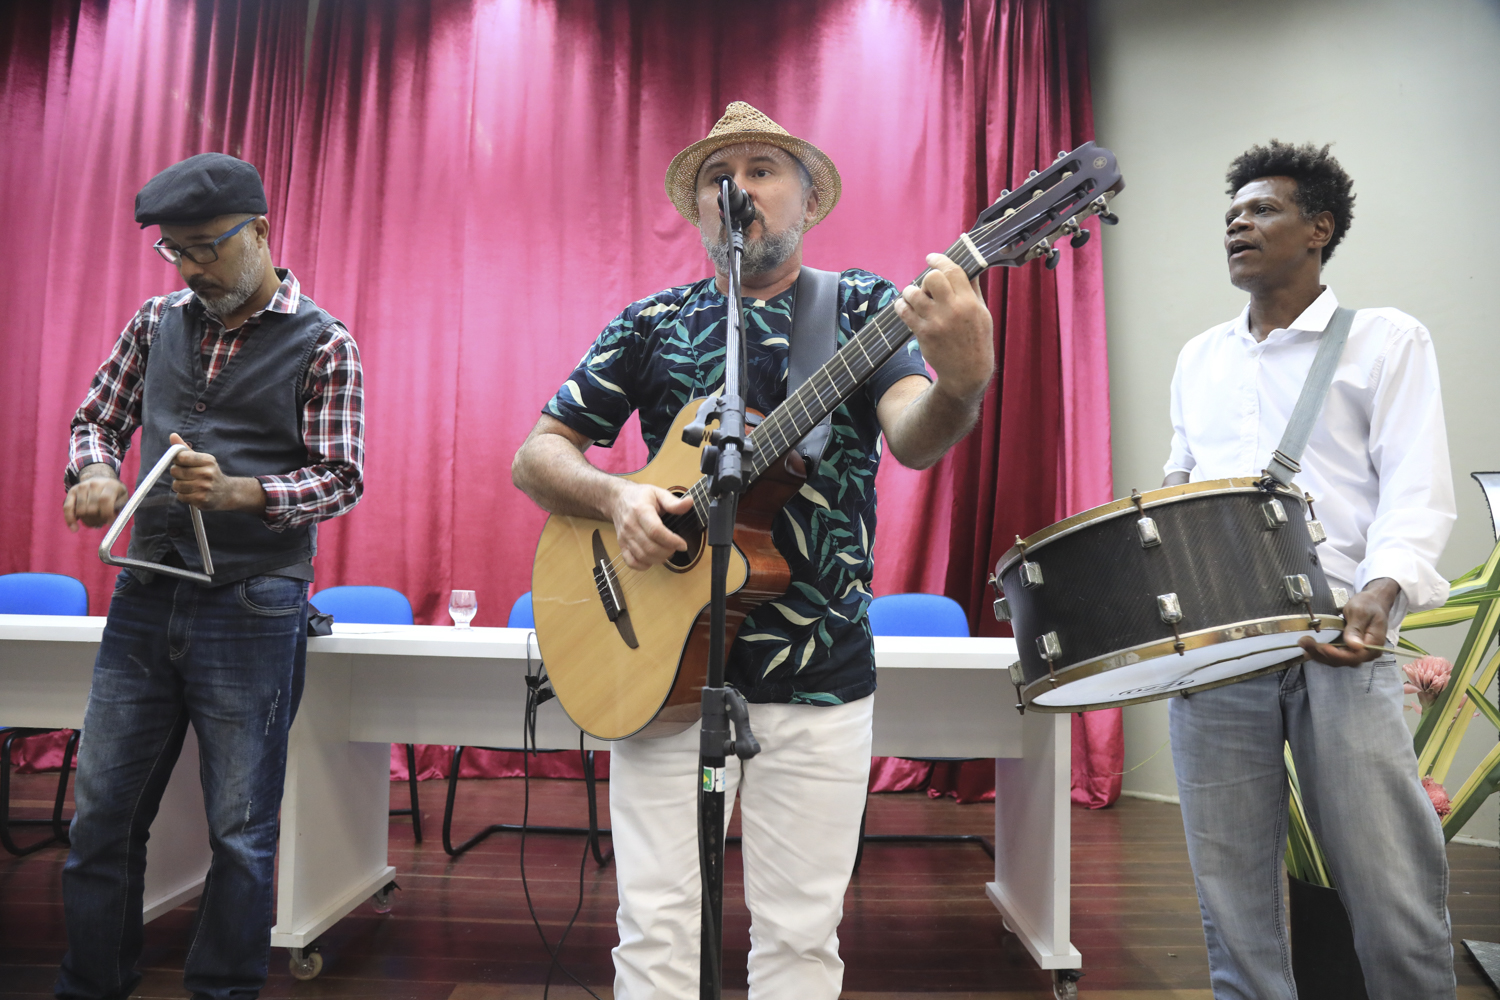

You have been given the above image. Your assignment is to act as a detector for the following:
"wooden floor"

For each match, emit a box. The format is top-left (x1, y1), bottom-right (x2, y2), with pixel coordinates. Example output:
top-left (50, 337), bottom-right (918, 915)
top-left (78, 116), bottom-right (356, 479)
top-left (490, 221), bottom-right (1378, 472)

top-left (1, 772), bottom-right (1496, 998)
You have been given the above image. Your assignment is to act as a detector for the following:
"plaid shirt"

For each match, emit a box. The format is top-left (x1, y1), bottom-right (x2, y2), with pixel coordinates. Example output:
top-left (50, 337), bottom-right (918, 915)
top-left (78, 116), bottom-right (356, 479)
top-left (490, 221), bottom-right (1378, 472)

top-left (67, 270), bottom-right (364, 531)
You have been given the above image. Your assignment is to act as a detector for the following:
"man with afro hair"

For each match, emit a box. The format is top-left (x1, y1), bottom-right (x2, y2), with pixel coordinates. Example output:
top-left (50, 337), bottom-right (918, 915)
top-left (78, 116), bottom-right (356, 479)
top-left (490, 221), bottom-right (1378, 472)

top-left (1161, 140), bottom-right (1457, 998)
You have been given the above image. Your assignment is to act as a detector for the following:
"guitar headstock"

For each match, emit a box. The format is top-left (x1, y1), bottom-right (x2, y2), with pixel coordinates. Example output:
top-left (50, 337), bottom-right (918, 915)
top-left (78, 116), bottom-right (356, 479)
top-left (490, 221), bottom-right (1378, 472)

top-left (963, 142), bottom-right (1124, 272)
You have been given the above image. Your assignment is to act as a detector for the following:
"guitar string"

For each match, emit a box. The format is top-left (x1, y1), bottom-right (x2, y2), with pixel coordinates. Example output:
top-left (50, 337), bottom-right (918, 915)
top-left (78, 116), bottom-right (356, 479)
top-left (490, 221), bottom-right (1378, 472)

top-left (592, 180), bottom-right (1099, 601)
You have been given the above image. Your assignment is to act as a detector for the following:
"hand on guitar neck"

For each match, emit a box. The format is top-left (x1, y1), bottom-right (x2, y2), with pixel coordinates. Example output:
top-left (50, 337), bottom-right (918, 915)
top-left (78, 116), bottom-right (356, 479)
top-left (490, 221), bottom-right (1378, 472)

top-left (513, 417), bottom-right (694, 570)
top-left (880, 254), bottom-right (995, 471)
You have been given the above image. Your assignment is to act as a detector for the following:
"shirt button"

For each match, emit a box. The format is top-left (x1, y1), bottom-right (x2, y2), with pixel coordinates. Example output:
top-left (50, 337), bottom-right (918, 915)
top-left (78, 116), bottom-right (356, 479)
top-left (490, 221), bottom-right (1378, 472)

top-left (194, 402), bottom-right (207, 412)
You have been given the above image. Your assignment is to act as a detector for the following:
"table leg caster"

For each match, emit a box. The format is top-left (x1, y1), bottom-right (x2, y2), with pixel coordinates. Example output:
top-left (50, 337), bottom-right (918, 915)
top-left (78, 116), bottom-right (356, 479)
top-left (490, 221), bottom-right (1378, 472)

top-left (1052, 968), bottom-right (1083, 999)
top-left (288, 944), bottom-right (324, 981)
top-left (371, 879), bottom-right (400, 914)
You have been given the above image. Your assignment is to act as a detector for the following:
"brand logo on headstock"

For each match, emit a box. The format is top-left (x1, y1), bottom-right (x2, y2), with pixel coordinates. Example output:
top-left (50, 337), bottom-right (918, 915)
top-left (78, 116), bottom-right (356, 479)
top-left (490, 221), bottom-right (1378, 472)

top-left (1093, 156), bottom-right (1107, 169)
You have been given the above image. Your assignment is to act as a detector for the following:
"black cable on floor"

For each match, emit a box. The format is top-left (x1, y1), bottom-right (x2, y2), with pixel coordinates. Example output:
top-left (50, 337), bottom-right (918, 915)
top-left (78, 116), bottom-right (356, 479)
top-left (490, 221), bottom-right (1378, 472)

top-left (518, 633), bottom-right (603, 1000)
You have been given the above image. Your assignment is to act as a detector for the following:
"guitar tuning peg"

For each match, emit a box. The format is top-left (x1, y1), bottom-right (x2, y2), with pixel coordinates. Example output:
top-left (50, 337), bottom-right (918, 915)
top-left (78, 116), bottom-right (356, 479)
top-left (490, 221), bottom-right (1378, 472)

top-left (1070, 228), bottom-right (1091, 249)
top-left (1056, 150), bottom-right (1068, 160)
top-left (1097, 210), bottom-right (1119, 226)
top-left (999, 189), bottom-right (1010, 198)
top-left (1044, 247), bottom-right (1061, 269)
top-left (1027, 170), bottom-right (1038, 179)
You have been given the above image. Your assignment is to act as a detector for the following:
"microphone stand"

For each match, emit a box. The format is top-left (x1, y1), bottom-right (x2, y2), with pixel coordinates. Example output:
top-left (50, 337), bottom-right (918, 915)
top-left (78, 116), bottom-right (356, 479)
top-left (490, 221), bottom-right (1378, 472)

top-left (682, 177), bottom-right (762, 1000)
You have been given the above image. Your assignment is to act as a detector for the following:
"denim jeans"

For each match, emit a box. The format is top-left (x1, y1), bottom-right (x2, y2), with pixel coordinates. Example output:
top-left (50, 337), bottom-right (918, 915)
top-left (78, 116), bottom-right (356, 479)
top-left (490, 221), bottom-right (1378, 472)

top-left (55, 570), bottom-right (309, 1000)
top-left (1169, 651), bottom-right (1455, 1000)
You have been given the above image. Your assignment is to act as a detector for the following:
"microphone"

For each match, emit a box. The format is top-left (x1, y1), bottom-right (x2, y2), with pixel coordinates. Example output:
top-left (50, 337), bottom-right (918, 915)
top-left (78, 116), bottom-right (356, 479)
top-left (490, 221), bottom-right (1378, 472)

top-left (714, 175), bottom-right (757, 228)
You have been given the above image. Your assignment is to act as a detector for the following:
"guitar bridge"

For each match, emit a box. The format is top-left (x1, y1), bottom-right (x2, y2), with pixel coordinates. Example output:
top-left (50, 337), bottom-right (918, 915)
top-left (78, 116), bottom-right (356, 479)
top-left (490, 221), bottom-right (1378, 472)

top-left (591, 530), bottom-right (639, 648)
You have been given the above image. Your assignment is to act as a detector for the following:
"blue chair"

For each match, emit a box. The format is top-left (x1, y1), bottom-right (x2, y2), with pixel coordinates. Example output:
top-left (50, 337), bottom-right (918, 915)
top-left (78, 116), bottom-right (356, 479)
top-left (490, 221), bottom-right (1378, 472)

top-left (1, 573), bottom-right (88, 856)
top-left (309, 585), bottom-right (424, 843)
top-left (441, 591), bottom-right (610, 867)
top-left (866, 592), bottom-right (969, 638)
top-left (858, 593), bottom-right (993, 869)
top-left (506, 591), bottom-right (534, 628)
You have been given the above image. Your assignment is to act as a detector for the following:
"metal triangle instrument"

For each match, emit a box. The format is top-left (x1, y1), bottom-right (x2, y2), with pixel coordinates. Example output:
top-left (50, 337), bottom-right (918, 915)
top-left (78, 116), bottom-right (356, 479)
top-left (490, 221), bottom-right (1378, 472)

top-left (99, 443), bottom-right (215, 585)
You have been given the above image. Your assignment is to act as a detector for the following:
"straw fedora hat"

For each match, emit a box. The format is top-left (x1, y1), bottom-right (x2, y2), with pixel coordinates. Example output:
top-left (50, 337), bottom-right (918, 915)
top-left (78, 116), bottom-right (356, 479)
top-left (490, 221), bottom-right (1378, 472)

top-left (665, 101), bottom-right (841, 230)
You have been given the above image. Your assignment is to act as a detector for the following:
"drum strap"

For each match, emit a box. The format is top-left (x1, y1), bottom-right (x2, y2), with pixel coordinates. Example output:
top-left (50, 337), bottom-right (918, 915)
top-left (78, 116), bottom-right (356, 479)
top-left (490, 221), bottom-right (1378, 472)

top-left (788, 265), bottom-right (840, 467)
top-left (1263, 306), bottom-right (1356, 487)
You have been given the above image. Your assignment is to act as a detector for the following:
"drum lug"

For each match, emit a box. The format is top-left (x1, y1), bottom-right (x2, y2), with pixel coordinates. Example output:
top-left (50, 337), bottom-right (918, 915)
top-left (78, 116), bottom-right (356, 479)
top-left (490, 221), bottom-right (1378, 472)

top-left (1036, 632), bottom-right (1062, 684)
top-left (1261, 498), bottom-right (1288, 528)
top-left (1307, 519), bottom-right (1328, 545)
top-left (1330, 585), bottom-right (1349, 610)
top-left (1008, 660), bottom-right (1025, 686)
top-left (1020, 561), bottom-right (1044, 588)
top-left (1157, 593), bottom-right (1187, 654)
top-left (1136, 516), bottom-right (1161, 548)
top-left (1283, 573), bottom-right (1313, 603)
top-left (993, 596), bottom-right (1012, 622)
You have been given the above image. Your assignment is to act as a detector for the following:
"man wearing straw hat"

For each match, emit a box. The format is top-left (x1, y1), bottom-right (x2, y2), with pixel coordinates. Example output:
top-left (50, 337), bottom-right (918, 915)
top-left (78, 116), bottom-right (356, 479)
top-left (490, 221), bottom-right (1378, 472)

top-left (514, 103), bottom-right (994, 998)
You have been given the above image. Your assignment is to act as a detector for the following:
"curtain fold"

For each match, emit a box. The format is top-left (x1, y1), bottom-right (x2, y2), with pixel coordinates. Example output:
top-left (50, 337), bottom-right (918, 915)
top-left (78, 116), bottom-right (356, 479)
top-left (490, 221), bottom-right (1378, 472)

top-left (0, 0), bottom-right (308, 602)
top-left (939, 0), bottom-right (1123, 808)
top-left (0, 0), bottom-right (1121, 804)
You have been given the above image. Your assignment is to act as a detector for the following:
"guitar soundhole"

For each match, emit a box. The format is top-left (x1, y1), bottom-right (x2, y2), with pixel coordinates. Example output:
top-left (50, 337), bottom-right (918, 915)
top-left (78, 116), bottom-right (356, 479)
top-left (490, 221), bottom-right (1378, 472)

top-left (666, 489), bottom-right (705, 573)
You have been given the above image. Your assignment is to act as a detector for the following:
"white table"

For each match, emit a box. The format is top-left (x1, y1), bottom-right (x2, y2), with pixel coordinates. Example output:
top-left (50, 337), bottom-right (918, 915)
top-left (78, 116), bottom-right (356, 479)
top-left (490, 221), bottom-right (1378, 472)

top-left (1, 617), bottom-right (1080, 983)
top-left (0, 615), bottom-right (212, 922)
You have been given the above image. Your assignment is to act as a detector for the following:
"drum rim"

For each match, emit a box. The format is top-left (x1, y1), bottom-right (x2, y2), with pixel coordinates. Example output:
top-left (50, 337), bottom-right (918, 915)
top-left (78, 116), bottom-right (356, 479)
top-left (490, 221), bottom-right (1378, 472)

top-left (1018, 611), bottom-right (1344, 712)
top-left (1020, 656), bottom-right (1301, 713)
top-left (994, 477), bottom-right (1306, 579)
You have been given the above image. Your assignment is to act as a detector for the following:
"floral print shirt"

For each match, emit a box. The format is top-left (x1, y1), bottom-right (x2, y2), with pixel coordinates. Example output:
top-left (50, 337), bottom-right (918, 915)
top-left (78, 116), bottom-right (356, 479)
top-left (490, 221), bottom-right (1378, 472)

top-left (544, 269), bottom-right (928, 705)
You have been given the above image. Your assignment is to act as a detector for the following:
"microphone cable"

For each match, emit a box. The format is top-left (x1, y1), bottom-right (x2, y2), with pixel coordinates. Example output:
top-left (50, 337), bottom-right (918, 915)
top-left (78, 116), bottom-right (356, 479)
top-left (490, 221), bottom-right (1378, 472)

top-left (518, 633), bottom-right (604, 1000)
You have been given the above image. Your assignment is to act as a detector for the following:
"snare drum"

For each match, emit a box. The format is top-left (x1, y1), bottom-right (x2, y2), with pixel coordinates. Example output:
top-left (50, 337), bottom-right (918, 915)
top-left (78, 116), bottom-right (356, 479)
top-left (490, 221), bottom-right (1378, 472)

top-left (993, 478), bottom-right (1346, 712)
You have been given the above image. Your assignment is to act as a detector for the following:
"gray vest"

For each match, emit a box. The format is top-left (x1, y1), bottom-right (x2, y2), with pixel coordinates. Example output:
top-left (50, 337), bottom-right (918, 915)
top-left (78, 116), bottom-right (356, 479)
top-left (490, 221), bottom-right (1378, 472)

top-left (128, 286), bottom-right (335, 586)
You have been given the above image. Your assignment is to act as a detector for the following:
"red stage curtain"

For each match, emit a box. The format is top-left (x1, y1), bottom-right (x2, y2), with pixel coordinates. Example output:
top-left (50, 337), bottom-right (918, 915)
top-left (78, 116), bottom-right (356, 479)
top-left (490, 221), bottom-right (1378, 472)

top-left (0, 0), bottom-right (307, 592)
top-left (940, 0), bottom-right (1123, 808)
top-left (1, 0), bottom-right (1120, 805)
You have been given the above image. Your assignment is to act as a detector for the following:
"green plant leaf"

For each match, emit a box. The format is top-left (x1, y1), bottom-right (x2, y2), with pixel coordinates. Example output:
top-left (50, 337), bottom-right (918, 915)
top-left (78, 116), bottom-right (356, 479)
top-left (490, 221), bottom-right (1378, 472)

top-left (1442, 742), bottom-right (1500, 840)
top-left (1467, 684), bottom-right (1500, 732)
top-left (1401, 605), bottom-right (1479, 630)
top-left (1397, 635), bottom-right (1430, 656)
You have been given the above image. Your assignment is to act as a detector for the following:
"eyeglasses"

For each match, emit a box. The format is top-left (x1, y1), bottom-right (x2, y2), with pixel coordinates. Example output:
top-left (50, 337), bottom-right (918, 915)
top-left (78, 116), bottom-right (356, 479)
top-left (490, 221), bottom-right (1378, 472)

top-left (152, 216), bottom-right (258, 265)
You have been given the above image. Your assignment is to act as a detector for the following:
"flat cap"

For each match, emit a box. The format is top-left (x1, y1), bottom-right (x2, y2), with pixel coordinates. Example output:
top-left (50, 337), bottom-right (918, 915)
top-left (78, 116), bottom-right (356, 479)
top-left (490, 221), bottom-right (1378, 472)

top-left (135, 152), bottom-right (267, 228)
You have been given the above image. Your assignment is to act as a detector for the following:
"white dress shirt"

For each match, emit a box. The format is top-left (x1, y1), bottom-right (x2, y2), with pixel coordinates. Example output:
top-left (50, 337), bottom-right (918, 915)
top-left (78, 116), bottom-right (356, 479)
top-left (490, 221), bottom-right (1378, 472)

top-left (1165, 287), bottom-right (1455, 611)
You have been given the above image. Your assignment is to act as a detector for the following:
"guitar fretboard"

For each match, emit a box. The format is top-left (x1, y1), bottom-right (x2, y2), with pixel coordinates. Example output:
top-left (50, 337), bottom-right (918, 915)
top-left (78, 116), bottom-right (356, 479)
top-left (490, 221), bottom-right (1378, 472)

top-left (678, 235), bottom-right (987, 524)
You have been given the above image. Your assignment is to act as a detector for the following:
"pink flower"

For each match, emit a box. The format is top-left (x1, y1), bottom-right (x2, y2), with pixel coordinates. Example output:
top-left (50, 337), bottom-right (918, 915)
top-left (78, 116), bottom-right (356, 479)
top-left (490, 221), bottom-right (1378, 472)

top-left (1422, 776), bottom-right (1451, 817)
top-left (1403, 656), bottom-right (1452, 713)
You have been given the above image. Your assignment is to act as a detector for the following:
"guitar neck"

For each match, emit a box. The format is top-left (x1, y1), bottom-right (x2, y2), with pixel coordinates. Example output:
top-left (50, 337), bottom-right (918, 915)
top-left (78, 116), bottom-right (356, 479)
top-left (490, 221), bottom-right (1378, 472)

top-left (680, 234), bottom-right (988, 521)
top-left (747, 235), bottom-right (987, 479)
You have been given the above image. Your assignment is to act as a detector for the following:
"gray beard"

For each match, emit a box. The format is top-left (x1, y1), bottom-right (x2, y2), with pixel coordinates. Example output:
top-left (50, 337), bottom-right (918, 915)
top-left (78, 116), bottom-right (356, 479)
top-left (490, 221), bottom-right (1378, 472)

top-left (193, 259), bottom-right (263, 318)
top-left (701, 217), bottom-right (802, 281)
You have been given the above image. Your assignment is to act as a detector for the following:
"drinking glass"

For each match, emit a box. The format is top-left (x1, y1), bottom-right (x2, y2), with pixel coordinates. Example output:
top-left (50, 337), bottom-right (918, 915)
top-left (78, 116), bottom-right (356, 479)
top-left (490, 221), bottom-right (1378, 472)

top-left (449, 589), bottom-right (477, 628)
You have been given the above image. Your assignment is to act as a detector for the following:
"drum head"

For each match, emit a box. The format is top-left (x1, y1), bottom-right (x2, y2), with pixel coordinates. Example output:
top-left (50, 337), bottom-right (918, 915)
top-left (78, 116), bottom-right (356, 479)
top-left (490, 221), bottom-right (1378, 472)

top-left (1028, 625), bottom-right (1342, 710)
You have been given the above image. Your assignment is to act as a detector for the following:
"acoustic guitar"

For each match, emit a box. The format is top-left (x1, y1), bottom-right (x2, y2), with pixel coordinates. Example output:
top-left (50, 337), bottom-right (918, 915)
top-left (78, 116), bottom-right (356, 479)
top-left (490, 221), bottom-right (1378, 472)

top-left (532, 142), bottom-right (1125, 739)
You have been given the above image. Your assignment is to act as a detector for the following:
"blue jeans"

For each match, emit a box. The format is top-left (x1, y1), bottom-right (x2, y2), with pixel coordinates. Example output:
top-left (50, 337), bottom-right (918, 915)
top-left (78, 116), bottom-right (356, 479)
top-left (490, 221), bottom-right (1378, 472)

top-left (1169, 654), bottom-right (1455, 1000)
top-left (55, 570), bottom-right (309, 1000)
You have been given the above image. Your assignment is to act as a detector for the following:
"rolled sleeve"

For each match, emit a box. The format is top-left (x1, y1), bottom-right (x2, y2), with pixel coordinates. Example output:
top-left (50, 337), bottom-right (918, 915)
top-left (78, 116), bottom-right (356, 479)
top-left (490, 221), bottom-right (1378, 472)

top-left (1354, 325), bottom-right (1455, 611)
top-left (66, 304), bottom-right (160, 488)
top-left (543, 307), bottom-right (643, 448)
top-left (255, 325), bottom-right (365, 530)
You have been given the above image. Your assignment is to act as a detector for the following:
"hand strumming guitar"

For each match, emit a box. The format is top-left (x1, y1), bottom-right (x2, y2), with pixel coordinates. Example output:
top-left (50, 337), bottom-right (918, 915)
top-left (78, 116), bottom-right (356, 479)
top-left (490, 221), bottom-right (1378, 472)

top-left (610, 482), bottom-right (694, 571)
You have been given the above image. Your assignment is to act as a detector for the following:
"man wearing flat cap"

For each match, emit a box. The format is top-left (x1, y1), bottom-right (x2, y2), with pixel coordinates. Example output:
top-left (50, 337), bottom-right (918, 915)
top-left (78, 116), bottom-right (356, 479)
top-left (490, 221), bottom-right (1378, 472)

top-left (57, 152), bottom-right (364, 1000)
top-left (514, 103), bottom-right (993, 998)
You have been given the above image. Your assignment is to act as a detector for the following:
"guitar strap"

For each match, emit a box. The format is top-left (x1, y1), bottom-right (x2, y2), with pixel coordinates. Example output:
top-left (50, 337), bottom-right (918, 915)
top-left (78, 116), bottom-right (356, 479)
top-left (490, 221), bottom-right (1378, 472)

top-left (1263, 305), bottom-right (1356, 487)
top-left (787, 265), bottom-right (840, 467)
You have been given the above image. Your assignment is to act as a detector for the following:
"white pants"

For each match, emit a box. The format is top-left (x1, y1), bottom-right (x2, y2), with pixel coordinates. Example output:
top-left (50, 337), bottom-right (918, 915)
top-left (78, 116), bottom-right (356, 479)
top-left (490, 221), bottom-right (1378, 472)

top-left (609, 695), bottom-right (875, 1000)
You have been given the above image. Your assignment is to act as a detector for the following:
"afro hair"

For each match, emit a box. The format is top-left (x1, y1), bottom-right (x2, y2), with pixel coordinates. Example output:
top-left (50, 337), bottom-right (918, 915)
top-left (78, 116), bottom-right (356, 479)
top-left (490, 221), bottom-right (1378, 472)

top-left (1226, 141), bottom-right (1355, 264)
